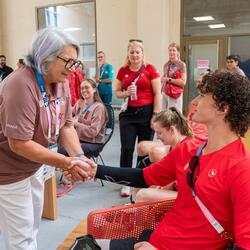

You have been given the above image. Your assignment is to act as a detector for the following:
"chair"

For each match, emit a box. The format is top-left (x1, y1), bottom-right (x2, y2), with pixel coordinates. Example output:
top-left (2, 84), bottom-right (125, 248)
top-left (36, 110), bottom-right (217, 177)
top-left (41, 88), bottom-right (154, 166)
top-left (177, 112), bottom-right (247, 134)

top-left (89, 103), bottom-right (115, 165)
top-left (87, 199), bottom-right (176, 240)
top-left (89, 104), bottom-right (115, 186)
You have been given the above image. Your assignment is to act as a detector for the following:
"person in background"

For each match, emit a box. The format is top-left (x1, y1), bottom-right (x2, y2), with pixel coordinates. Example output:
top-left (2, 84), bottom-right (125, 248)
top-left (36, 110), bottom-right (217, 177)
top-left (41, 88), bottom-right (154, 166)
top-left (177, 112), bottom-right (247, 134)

top-left (0, 55), bottom-right (13, 81)
top-left (69, 70), bottom-right (250, 250)
top-left (68, 62), bottom-right (85, 106)
top-left (161, 42), bottom-right (186, 112)
top-left (58, 78), bottom-right (108, 157)
top-left (135, 107), bottom-right (194, 203)
top-left (17, 58), bottom-right (26, 68)
top-left (0, 27), bottom-right (95, 250)
top-left (226, 54), bottom-right (245, 76)
top-left (115, 39), bottom-right (161, 197)
top-left (95, 51), bottom-right (114, 134)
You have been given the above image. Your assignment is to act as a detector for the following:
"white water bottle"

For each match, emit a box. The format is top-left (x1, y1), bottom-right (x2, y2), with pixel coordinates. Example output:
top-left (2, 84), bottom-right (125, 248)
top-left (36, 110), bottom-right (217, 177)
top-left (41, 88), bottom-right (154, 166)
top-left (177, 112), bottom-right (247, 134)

top-left (130, 82), bottom-right (137, 100)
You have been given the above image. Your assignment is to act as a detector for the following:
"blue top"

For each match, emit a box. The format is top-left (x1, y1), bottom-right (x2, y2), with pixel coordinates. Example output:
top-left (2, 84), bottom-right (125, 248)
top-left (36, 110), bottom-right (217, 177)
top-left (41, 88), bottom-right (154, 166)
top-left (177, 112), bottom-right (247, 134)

top-left (98, 63), bottom-right (114, 95)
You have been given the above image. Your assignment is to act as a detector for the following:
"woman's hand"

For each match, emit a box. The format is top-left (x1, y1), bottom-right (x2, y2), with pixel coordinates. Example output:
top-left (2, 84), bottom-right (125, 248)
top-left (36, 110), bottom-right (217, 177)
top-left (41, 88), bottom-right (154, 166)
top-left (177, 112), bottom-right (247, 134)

top-left (63, 156), bottom-right (97, 182)
top-left (134, 241), bottom-right (157, 250)
top-left (150, 116), bottom-right (156, 129)
top-left (161, 76), bottom-right (167, 83)
top-left (127, 84), bottom-right (136, 97)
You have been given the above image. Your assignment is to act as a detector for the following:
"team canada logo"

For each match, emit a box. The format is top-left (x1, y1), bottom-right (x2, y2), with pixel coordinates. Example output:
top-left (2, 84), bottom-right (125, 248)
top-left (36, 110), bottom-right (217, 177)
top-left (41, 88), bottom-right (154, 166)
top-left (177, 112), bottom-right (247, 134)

top-left (208, 169), bottom-right (217, 177)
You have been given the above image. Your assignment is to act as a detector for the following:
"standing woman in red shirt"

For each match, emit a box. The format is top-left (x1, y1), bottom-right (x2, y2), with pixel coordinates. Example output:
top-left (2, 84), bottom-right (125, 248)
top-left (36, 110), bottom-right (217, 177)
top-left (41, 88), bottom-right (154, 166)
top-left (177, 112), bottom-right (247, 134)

top-left (115, 39), bottom-right (161, 196)
top-left (161, 42), bottom-right (186, 112)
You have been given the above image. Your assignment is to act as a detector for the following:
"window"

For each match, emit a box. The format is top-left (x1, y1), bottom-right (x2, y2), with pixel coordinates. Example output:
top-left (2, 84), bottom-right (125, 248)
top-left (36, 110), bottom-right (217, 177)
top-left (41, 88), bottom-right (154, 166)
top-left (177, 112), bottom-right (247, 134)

top-left (37, 1), bottom-right (96, 77)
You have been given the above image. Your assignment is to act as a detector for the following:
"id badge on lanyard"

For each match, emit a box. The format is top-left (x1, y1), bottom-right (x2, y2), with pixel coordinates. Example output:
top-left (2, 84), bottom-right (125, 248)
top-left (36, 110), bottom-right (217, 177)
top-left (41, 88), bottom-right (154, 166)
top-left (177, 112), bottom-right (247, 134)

top-left (34, 69), bottom-right (61, 145)
top-left (34, 69), bottom-right (61, 181)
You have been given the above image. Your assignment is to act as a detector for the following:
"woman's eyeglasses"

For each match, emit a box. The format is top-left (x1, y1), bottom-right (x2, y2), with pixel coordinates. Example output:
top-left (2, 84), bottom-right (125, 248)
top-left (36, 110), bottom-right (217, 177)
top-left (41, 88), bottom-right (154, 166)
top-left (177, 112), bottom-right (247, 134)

top-left (57, 56), bottom-right (82, 70)
top-left (129, 39), bottom-right (143, 43)
top-left (186, 155), bottom-right (200, 188)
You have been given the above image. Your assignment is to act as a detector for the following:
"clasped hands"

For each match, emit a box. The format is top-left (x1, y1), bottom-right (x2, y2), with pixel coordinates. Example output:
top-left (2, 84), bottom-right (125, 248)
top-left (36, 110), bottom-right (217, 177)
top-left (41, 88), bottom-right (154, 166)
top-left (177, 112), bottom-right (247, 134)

top-left (64, 156), bottom-right (97, 182)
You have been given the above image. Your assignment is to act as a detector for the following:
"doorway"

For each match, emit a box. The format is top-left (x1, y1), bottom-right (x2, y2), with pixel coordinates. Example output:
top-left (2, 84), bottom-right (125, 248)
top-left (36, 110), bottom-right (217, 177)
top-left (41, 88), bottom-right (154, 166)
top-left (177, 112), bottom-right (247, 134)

top-left (182, 37), bottom-right (227, 114)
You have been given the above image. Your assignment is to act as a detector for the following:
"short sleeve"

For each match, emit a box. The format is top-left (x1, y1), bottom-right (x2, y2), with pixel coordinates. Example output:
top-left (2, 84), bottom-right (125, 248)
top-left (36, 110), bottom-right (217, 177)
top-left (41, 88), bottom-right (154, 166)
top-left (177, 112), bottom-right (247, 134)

top-left (143, 151), bottom-right (176, 186)
top-left (116, 67), bottom-right (125, 81)
top-left (0, 80), bottom-right (37, 140)
top-left (145, 64), bottom-right (160, 80)
top-left (179, 61), bottom-right (187, 73)
top-left (230, 158), bottom-right (250, 248)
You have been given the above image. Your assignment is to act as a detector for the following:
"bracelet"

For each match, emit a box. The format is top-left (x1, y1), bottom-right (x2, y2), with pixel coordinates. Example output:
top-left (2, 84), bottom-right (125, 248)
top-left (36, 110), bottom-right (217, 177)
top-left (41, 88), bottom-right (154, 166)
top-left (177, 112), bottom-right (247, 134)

top-left (152, 112), bottom-right (159, 116)
top-left (74, 152), bottom-right (85, 157)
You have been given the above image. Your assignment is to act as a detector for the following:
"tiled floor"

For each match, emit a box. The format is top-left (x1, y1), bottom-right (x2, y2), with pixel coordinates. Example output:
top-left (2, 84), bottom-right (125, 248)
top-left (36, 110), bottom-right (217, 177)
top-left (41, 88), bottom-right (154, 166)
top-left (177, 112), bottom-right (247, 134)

top-left (0, 114), bottom-right (138, 250)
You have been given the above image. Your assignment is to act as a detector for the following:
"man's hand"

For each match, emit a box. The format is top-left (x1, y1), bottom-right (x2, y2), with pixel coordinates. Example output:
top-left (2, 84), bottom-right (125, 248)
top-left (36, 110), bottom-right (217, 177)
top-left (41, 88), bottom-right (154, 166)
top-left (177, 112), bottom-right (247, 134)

top-left (134, 241), bottom-right (157, 250)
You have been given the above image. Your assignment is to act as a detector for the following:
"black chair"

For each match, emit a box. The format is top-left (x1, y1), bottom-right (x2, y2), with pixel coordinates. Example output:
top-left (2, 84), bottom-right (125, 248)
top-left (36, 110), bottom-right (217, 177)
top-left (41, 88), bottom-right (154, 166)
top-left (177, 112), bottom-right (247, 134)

top-left (90, 103), bottom-right (115, 164)
top-left (89, 104), bottom-right (115, 186)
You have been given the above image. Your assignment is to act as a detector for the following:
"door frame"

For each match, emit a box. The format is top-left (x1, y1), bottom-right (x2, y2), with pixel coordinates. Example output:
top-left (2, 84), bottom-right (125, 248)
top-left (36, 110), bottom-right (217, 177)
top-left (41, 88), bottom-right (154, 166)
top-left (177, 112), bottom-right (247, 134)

top-left (181, 36), bottom-right (228, 114)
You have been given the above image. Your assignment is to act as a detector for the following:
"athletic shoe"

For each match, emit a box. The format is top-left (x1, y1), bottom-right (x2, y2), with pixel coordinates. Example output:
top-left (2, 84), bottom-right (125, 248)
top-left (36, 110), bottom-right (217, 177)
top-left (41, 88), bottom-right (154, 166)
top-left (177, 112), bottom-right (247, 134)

top-left (120, 186), bottom-right (130, 197)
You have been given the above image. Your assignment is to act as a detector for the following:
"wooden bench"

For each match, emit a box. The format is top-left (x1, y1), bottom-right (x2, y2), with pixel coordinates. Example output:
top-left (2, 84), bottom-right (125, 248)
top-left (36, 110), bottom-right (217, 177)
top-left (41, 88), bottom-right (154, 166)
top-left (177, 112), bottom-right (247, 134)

top-left (56, 220), bottom-right (87, 250)
top-left (42, 176), bottom-right (58, 220)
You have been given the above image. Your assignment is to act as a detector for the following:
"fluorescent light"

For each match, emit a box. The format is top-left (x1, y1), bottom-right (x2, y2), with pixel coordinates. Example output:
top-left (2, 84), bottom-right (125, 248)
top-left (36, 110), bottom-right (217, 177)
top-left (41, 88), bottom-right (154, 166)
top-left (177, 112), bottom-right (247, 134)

top-left (193, 16), bottom-right (214, 21)
top-left (63, 27), bottom-right (81, 32)
top-left (208, 24), bottom-right (225, 29)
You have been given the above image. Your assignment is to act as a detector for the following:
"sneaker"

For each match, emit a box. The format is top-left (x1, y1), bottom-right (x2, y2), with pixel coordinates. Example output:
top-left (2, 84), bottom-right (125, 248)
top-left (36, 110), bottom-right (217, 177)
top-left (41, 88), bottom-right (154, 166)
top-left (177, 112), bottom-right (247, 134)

top-left (105, 128), bottom-right (112, 135)
top-left (120, 186), bottom-right (130, 197)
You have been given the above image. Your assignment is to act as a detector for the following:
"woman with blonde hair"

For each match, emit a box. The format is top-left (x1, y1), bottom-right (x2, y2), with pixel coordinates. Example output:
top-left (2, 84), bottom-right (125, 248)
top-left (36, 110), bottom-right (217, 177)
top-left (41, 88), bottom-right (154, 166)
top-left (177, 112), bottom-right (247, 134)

top-left (115, 39), bottom-right (161, 196)
top-left (135, 107), bottom-right (193, 203)
top-left (161, 42), bottom-right (186, 112)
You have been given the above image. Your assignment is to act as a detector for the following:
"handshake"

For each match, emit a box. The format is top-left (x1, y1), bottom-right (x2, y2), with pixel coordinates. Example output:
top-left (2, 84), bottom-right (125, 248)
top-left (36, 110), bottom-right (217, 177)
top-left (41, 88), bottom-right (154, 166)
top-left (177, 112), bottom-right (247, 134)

top-left (64, 156), bottom-right (97, 182)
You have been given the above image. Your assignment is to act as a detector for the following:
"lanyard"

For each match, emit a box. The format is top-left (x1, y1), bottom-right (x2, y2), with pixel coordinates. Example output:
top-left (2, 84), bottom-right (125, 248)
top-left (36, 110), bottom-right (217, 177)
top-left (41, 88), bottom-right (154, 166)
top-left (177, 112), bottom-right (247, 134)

top-left (131, 64), bottom-right (144, 86)
top-left (80, 102), bottom-right (94, 116)
top-left (34, 69), bottom-right (61, 142)
top-left (100, 65), bottom-right (105, 79)
top-left (190, 143), bottom-right (233, 241)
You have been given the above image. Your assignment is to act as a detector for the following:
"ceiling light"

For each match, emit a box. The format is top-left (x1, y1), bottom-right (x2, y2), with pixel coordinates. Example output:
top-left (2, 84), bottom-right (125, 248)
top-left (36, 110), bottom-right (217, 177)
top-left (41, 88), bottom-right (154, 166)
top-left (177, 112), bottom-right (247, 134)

top-left (193, 16), bottom-right (214, 21)
top-left (208, 24), bottom-right (225, 29)
top-left (63, 27), bottom-right (81, 32)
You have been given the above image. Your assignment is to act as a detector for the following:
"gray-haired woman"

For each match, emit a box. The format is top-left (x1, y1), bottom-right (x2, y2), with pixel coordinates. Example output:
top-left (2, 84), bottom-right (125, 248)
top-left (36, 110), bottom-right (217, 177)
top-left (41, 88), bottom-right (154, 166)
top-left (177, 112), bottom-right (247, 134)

top-left (0, 27), bottom-right (95, 250)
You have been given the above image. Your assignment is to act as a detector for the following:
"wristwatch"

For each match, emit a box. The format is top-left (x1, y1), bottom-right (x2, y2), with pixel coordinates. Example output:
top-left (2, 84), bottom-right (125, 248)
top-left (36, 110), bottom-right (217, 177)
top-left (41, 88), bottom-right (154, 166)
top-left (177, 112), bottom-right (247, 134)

top-left (168, 78), bottom-right (172, 83)
top-left (153, 112), bottom-right (159, 116)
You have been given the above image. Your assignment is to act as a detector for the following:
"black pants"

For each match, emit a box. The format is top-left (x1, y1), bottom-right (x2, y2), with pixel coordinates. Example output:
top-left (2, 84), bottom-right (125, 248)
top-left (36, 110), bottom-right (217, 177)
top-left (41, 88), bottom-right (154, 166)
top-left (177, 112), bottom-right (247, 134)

top-left (119, 104), bottom-right (154, 168)
top-left (58, 141), bottom-right (103, 158)
top-left (110, 229), bottom-right (153, 250)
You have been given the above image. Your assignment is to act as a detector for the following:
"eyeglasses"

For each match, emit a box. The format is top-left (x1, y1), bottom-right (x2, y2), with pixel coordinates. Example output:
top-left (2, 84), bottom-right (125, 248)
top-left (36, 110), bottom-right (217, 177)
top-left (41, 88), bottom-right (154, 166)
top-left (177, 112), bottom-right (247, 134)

top-left (97, 56), bottom-right (104, 59)
top-left (129, 39), bottom-right (143, 43)
top-left (57, 56), bottom-right (81, 70)
top-left (186, 155), bottom-right (200, 188)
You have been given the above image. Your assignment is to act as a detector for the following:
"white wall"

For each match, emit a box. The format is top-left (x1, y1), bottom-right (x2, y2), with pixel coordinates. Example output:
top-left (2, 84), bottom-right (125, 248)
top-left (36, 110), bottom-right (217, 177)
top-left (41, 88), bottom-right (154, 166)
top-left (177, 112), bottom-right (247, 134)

top-left (0, 0), bottom-right (181, 72)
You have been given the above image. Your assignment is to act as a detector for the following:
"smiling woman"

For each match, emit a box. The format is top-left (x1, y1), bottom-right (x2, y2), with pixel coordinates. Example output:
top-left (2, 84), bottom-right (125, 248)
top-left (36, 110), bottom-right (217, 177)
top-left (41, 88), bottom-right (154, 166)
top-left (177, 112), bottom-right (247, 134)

top-left (0, 27), bottom-right (96, 250)
top-left (115, 40), bottom-right (161, 197)
top-left (58, 78), bottom-right (108, 157)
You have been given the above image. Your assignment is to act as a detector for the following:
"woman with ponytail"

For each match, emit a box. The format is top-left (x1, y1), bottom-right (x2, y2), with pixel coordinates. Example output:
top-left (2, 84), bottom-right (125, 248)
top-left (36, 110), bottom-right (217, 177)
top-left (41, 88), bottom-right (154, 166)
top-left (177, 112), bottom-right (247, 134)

top-left (134, 107), bottom-right (194, 202)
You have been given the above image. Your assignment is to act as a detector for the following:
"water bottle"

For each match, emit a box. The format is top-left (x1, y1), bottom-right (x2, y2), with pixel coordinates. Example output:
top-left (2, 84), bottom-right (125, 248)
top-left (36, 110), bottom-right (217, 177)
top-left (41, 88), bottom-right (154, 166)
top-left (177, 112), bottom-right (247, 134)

top-left (130, 82), bottom-right (137, 100)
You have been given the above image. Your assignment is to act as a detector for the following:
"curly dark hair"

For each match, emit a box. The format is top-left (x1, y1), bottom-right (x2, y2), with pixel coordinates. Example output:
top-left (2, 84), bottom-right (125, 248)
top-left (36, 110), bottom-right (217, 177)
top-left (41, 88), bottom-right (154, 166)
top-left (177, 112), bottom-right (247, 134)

top-left (197, 70), bottom-right (250, 137)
